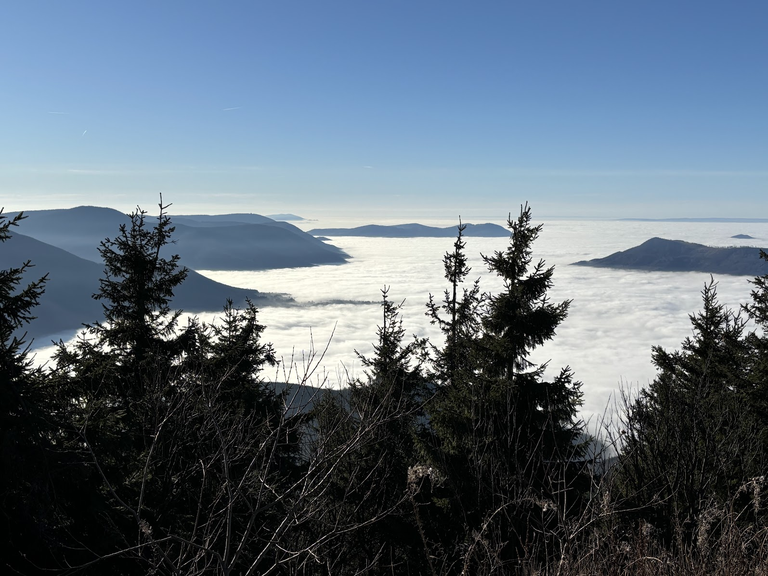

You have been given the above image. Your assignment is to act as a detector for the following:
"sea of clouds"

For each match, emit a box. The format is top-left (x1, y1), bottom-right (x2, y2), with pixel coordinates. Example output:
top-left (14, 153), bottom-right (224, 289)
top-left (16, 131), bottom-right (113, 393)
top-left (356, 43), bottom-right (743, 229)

top-left (31, 217), bottom-right (767, 424)
top-left (196, 218), bottom-right (767, 422)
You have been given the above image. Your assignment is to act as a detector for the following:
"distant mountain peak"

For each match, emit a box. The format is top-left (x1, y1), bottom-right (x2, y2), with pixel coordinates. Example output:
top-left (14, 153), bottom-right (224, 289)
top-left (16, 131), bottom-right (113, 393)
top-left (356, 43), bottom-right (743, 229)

top-left (574, 237), bottom-right (768, 276)
top-left (6, 207), bottom-right (348, 270)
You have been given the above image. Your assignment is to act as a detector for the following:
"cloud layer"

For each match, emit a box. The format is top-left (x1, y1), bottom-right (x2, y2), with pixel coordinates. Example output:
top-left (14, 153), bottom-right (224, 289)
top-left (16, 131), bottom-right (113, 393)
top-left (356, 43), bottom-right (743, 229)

top-left (32, 219), bottom-right (766, 422)
top-left (193, 219), bottom-right (766, 421)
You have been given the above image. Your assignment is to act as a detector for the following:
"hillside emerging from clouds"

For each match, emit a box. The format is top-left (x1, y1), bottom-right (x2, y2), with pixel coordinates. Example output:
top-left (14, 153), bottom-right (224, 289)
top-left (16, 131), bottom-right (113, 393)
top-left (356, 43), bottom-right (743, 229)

top-left (0, 206), bottom-right (353, 341)
top-left (574, 237), bottom-right (768, 276)
top-left (9, 207), bottom-right (348, 270)
top-left (309, 222), bottom-right (510, 238)
top-left (0, 230), bottom-right (290, 341)
top-left (6, 205), bottom-right (768, 575)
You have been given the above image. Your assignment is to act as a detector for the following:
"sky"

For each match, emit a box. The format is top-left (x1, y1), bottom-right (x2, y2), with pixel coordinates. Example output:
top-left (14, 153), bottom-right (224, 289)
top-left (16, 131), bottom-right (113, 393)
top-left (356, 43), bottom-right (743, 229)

top-left (2, 1), bottom-right (767, 219)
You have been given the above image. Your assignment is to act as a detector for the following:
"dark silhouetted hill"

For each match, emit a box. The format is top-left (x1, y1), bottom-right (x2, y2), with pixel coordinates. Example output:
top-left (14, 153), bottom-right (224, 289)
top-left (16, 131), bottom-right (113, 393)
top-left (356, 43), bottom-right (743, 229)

top-left (308, 222), bottom-right (509, 237)
top-left (9, 207), bottom-right (348, 270)
top-left (0, 231), bottom-right (289, 342)
top-left (170, 213), bottom-right (276, 226)
top-left (6, 206), bottom-right (129, 263)
top-left (573, 237), bottom-right (768, 276)
top-left (171, 219), bottom-right (347, 270)
top-left (732, 234), bottom-right (756, 239)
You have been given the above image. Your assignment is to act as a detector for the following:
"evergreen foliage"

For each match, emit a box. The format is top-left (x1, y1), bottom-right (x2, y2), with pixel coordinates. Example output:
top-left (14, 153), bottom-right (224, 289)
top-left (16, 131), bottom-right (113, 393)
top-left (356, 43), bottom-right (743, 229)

top-left (619, 279), bottom-right (762, 548)
top-left (420, 206), bottom-right (586, 572)
top-left (47, 202), bottom-right (297, 574)
top-left (744, 250), bottom-right (768, 455)
top-left (479, 204), bottom-right (584, 472)
top-left (0, 211), bottom-right (47, 439)
top-left (6, 199), bottom-right (768, 574)
top-left (356, 286), bottom-right (428, 415)
top-left (420, 221), bottom-right (486, 570)
top-left (334, 287), bottom-right (429, 573)
top-left (0, 211), bottom-right (54, 574)
top-left (88, 200), bottom-right (189, 378)
top-left (0, 212), bottom-right (47, 376)
top-left (425, 220), bottom-right (483, 390)
top-left (745, 249), bottom-right (768, 326)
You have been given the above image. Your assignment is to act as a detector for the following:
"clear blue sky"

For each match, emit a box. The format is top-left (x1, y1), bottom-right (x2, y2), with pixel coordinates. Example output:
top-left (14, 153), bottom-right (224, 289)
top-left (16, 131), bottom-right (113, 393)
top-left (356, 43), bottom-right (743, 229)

top-left (1, 1), bottom-right (766, 219)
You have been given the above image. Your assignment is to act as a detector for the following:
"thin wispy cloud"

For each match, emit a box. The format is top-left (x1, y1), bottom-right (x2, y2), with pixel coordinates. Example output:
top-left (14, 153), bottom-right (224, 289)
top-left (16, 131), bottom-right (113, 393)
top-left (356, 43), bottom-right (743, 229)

top-left (67, 168), bottom-right (130, 175)
top-left (204, 192), bottom-right (254, 198)
top-left (81, 130), bottom-right (87, 137)
top-left (52, 165), bottom-right (266, 176)
top-left (508, 168), bottom-right (768, 178)
top-left (222, 106), bottom-right (242, 111)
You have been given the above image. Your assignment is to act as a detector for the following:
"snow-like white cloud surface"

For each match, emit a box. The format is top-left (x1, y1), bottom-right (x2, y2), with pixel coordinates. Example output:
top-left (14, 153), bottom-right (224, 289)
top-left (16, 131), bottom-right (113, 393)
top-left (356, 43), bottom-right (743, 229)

top-left (33, 219), bottom-right (767, 423)
top-left (196, 219), bottom-right (767, 421)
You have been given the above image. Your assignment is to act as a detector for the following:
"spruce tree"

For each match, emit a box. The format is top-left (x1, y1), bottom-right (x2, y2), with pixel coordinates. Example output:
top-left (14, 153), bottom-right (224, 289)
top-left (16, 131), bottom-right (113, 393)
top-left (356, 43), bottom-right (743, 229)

top-left (199, 298), bottom-right (279, 418)
top-left (49, 201), bottom-right (204, 573)
top-left (0, 211), bottom-right (55, 573)
top-left (745, 249), bottom-right (768, 326)
top-left (0, 211), bottom-right (47, 435)
top-left (90, 200), bottom-right (188, 386)
top-left (422, 206), bottom-right (586, 571)
top-left (49, 201), bottom-right (309, 574)
top-left (425, 220), bottom-right (484, 388)
top-left (480, 204), bottom-right (583, 467)
top-left (619, 280), bottom-right (754, 546)
top-left (333, 288), bottom-right (428, 573)
top-left (420, 221), bottom-right (486, 569)
top-left (744, 250), bottom-right (768, 455)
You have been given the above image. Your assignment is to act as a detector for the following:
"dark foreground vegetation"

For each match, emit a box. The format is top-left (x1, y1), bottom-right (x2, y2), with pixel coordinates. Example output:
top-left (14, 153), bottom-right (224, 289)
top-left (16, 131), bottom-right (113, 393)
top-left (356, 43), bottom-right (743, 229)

top-left (2, 201), bottom-right (768, 575)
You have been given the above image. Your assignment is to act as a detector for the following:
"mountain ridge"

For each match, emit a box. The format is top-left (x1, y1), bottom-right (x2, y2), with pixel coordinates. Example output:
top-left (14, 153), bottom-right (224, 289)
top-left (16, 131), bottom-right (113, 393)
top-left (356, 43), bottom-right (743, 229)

top-left (308, 222), bottom-right (509, 238)
top-left (0, 230), bottom-right (292, 343)
top-left (573, 237), bottom-right (768, 276)
top-left (7, 207), bottom-right (348, 270)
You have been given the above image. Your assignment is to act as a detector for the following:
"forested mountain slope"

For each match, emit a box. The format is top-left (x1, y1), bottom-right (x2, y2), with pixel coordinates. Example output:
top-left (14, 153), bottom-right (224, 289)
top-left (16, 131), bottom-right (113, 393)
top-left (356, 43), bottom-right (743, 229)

top-left (9, 206), bottom-right (348, 270)
top-left (574, 237), bottom-right (768, 276)
top-left (0, 231), bottom-right (282, 341)
top-left (309, 222), bottom-right (509, 237)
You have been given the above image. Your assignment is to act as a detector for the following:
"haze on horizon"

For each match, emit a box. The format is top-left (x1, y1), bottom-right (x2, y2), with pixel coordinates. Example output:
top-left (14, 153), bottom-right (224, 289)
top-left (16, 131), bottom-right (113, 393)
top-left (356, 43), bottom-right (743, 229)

top-left (1, 1), bottom-right (766, 220)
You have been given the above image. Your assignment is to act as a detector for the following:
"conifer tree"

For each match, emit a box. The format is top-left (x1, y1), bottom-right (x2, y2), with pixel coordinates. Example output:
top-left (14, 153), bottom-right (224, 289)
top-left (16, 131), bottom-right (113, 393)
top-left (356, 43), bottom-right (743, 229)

top-left (199, 298), bottom-right (279, 417)
top-left (480, 205), bottom-right (584, 466)
top-left (745, 249), bottom-right (768, 326)
top-left (0, 211), bottom-right (54, 573)
top-left (425, 220), bottom-right (484, 388)
top-left (91, 200), bottom-right (189, 384)
top-left (744, 250), bottom-right (768, 454)
top-left (46, 201), bottom-right (194, 572)
top-left (0, 211), bottom-right (47, 432)
top-left (620, 280), bottom-right (754, 546)
top-left (422, 206), bottom-right (586, 571)
top-left (332, 288), bottom-right (428, 572)
top-left (466, 205), bottom-right (585, 567)
top-left (423, 221), bottom-right (484, 478)
top-left (50, 201), bottom-right (306, 575)
top-left (419, 222), bottom-right (486, 569)
top-left (482, 205), bottom-right (584, 476)
top-left (357, 287), bottom-right (426, 405)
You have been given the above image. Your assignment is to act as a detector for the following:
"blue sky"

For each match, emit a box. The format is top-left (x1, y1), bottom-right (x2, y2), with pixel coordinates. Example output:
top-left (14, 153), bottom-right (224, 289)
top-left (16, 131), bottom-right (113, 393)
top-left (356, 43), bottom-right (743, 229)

top-left (1, 1), bottom-right (766, 219)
